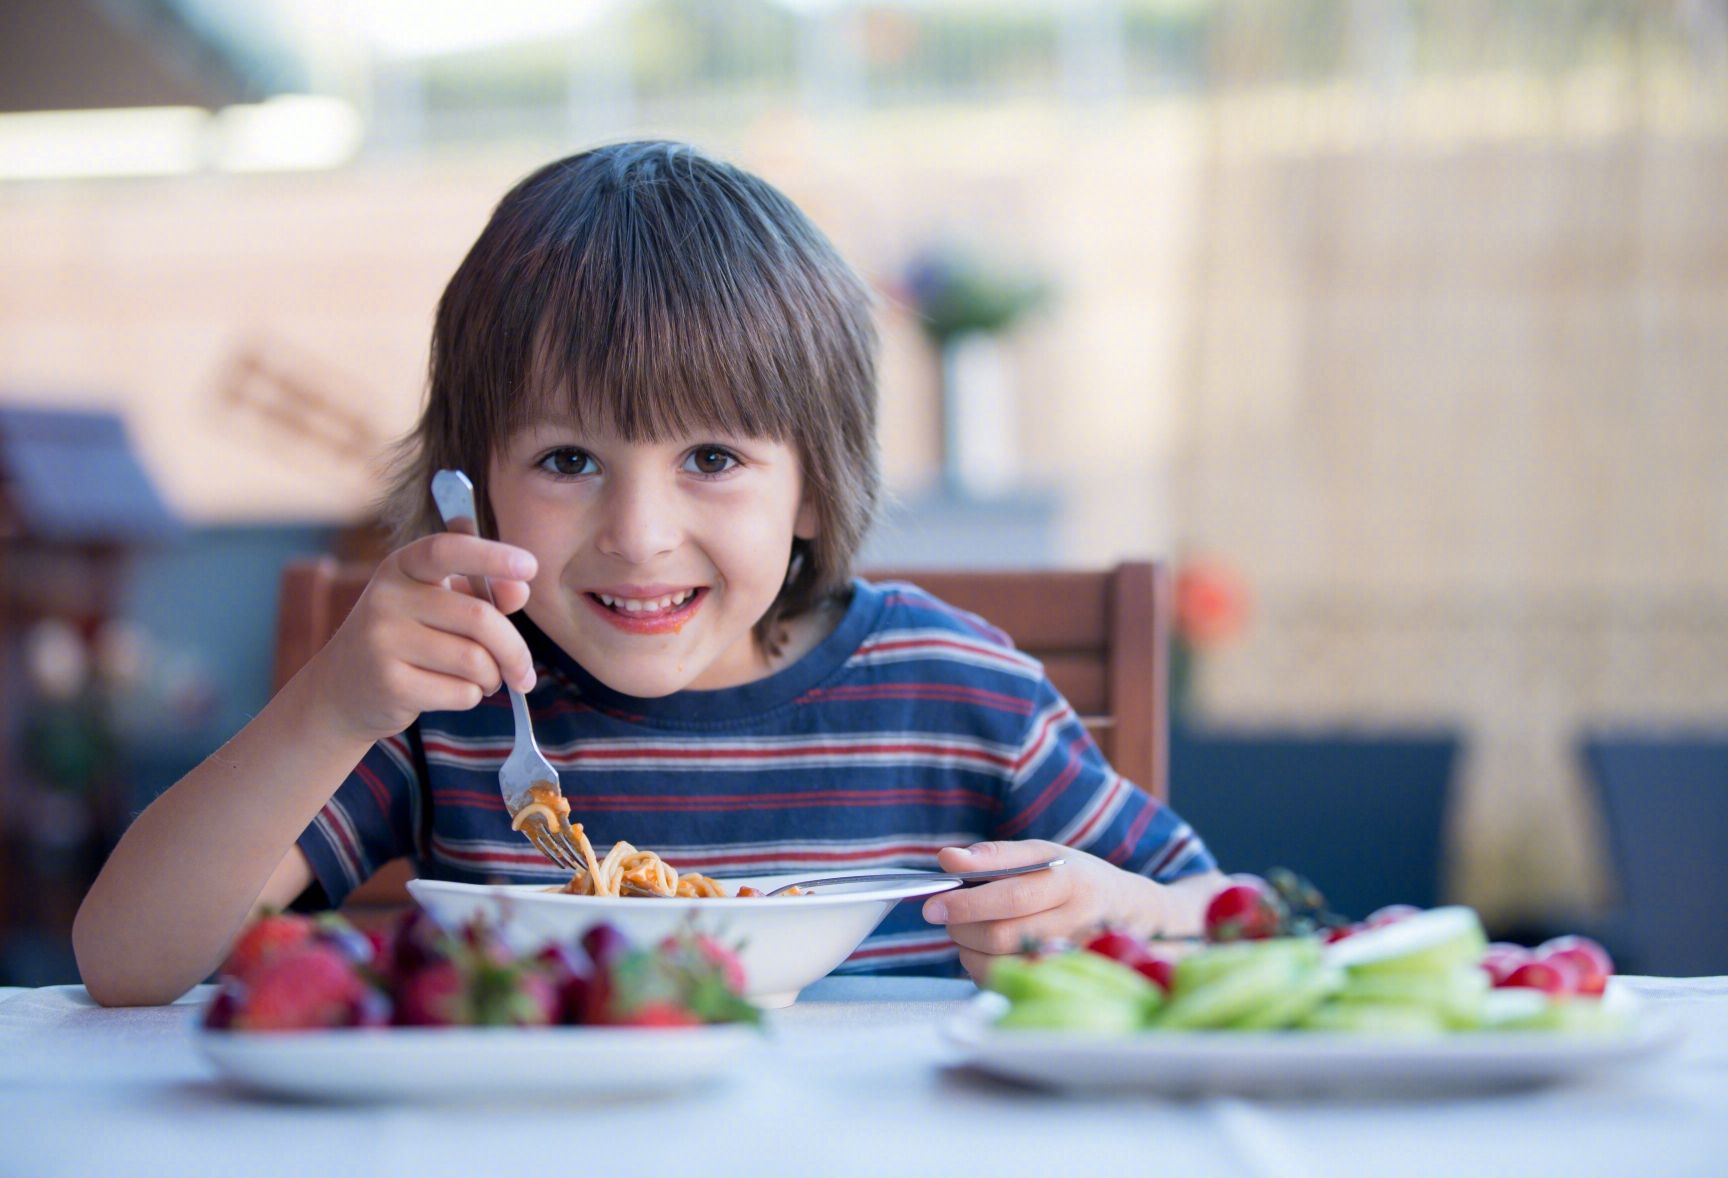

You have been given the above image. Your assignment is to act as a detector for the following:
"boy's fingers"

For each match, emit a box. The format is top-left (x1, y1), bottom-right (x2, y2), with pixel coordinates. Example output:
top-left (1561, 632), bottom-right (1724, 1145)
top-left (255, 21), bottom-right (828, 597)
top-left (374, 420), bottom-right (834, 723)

top-left (397, 534), bottom-right (537, 587)
top-left (922, 866), bottom-right (1069, 928)
top-left (956, 948), bottom-right (995, 985)
top-left (489, 578), bottom-right (532, 617)
top-left (943, 910), bottom-right (1074, 957)
top-left (416, 587), bottom-right (537, 692)
top-left (936, 839), bottom-right (1063, 873)
top-left (396, 628), bottom-right (507, 695)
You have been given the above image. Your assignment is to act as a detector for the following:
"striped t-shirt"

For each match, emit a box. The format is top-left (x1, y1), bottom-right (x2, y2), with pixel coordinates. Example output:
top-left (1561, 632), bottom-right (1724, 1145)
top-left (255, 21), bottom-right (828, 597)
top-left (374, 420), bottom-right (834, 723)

top-left (297, 577), bottom-right (1215, 975)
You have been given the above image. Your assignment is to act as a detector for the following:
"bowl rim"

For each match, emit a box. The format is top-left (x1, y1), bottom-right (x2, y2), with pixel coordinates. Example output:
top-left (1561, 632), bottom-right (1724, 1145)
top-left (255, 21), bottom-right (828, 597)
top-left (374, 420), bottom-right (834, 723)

top-left (406, 871), bottom-right (962, 909)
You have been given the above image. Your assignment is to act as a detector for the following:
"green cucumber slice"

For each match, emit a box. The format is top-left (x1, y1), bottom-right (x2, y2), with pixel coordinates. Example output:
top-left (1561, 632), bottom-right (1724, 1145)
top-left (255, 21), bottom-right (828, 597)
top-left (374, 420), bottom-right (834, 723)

top-left (1231, 965), bottom-right (1344, 1030)
top-left (1174, 937), bottom-right (1322, 995)
top-left (1300, 1002), bottom-right (1447, 1034)
top-left (1324, 907), bottom-right (1487, 977)
top-left (1156, 952), bottom-right (1303, 1030)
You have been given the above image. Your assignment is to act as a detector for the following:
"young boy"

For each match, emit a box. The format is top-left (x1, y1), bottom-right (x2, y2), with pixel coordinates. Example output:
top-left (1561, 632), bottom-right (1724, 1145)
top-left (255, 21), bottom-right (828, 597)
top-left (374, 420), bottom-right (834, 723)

top-left (75, 140), bottom-right (1224, 1005)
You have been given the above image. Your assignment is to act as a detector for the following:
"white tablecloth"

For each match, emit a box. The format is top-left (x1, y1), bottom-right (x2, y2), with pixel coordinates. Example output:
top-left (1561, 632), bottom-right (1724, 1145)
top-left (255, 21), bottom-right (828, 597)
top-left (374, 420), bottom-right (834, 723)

top-left (2, 975), bottom-right (1724, 1178)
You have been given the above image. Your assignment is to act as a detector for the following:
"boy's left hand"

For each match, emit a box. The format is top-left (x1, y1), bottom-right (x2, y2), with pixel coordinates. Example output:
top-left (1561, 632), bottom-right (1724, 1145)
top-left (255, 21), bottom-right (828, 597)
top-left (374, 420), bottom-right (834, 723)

top-left (921, 840), bottom-right (1220, 984)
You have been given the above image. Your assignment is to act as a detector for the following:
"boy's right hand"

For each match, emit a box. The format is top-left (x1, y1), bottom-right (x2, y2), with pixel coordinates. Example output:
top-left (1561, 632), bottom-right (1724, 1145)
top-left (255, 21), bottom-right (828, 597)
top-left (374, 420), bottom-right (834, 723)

top-left (302, 534), bottom-right (540, 743)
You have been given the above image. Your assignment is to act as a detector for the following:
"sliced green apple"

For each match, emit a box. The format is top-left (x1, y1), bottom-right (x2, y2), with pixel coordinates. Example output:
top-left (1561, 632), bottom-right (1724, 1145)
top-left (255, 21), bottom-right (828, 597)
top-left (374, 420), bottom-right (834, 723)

top-left (1232, 965), bottom-right (1344, 1031)
top-left (1174, 937), bottom-right (1322, 995)
top-left (1324, 906), bottom-right (1487, 977)
top-left (1300, 1001), bottom-right (1447, 1035)
top-left (1333, 965), bottom-right (1490, 1029)
top-left (1156, 951), bottom-right (1305, 1030)
top-left (995, 995), bottom-right (1147, 1033)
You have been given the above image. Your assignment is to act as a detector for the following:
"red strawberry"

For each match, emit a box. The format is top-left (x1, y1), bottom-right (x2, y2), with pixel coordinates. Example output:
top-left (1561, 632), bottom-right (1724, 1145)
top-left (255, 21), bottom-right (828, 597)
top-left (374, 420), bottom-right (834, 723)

top-left (221, 914), bottom-right (316, 985)
top-left (201, 980), bottom-right (247, 1030)
top-left (233, 945), bottom-right (365, 1031)
top-left (395, 959), bottom-right (471, 1027)
top-left (687, 934), bottom-right (747, 993)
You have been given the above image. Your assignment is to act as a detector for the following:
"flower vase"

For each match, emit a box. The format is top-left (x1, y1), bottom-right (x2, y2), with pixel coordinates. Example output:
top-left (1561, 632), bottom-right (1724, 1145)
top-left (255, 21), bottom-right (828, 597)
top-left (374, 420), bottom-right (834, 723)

top-left (939, 331), bottom-right (1020, 500)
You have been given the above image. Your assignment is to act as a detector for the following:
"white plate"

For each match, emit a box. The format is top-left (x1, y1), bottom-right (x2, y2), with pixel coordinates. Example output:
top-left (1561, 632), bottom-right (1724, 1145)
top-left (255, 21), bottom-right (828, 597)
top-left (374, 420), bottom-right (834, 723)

top-left (944, 993), bottom-right (1683, 1097)
top-left (408, 872), bottom-right (961, 1009)
top-left (196, 1022), bottom-right (761, 1103)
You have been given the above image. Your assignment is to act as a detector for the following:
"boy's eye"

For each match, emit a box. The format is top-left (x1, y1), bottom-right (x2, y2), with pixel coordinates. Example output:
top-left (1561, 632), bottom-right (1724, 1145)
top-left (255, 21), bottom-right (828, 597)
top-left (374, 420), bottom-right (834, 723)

top-left (684, 446), bottom-right (739, 476)
top-left (538, 448), bottom-right (596, 477)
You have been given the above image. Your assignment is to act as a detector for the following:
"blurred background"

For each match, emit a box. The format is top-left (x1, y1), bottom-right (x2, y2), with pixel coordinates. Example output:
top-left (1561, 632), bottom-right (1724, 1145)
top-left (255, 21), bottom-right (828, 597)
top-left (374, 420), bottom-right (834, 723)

top-left (2, 0), bottom-right (1724, 984)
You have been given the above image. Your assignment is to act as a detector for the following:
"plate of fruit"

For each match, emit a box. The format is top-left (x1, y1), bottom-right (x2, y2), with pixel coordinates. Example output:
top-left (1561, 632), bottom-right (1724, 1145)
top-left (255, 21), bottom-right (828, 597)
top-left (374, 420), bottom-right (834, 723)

top-left (195, 909), bottom-right (761, 1102)
top-left (945, 872), bottom-right (1682, 1097)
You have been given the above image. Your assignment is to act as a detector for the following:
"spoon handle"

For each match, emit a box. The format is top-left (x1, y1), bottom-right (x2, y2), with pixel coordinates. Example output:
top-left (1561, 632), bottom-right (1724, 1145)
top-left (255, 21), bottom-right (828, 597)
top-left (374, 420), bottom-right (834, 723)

top-left (764, 857), bottom-right (1065, 896)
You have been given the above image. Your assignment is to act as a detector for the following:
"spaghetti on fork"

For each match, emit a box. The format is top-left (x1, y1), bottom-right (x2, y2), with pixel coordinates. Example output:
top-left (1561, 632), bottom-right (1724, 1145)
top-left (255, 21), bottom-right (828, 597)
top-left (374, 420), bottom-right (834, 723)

top-left (510, 783), bottom-right (792, 897)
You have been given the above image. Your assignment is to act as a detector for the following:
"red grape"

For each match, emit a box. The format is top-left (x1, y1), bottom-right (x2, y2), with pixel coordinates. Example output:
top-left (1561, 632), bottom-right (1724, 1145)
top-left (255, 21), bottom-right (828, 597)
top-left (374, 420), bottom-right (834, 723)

top-left (1135, 955), bottom-right (1176, 994)
top-left (1480, 942), bottom-right (1535, 986)
top-left (1365, 904), bottom-right (1423, 928)
top-left (1083, 927), bottom-right (1153, 967)
top-left (1203, 875), bottom-right (1287, 942)
top-left (1536, 935), bottom-right (1614, 996)
top-left (1501, 959), bottom-right (1578, 996)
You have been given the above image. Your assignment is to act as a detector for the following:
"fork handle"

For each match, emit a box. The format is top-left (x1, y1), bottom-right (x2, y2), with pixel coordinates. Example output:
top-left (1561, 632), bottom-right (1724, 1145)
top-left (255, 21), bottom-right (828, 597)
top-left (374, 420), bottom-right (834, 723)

top-left (431, 470), bottom-right (499, 607)
top-left (764, 858), bottom-right (1065, 897)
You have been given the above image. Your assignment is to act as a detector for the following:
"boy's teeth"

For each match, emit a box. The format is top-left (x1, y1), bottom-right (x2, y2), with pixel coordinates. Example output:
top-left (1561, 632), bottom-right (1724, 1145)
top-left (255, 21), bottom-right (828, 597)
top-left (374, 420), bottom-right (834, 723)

top-left (597, 589), bottom-right (694, 613)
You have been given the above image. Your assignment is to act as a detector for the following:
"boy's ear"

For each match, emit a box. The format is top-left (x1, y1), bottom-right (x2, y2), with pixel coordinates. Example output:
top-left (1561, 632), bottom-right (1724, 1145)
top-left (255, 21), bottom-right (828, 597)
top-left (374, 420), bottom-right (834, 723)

top-left (793, 491), bottom-right (820, 541)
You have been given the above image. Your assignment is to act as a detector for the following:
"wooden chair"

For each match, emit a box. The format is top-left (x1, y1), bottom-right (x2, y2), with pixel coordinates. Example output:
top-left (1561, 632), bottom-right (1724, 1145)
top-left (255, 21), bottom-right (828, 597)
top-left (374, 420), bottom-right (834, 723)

top-left (273, 558), bottom-right (1170, 905)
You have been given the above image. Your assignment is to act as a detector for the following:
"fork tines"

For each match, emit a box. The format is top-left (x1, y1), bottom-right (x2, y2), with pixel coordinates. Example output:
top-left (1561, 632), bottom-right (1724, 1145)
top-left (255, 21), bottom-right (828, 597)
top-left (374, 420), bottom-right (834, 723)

top-left (521, 817), bottom-right (586, 875)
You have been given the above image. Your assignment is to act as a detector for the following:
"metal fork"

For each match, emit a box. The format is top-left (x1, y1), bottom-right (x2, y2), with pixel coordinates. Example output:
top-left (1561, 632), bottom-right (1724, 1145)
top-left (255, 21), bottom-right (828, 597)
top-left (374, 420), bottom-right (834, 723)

top-left (431, 469), bottom-right (586, 876)
top-left (763, 858), bottom-right (1065, 896)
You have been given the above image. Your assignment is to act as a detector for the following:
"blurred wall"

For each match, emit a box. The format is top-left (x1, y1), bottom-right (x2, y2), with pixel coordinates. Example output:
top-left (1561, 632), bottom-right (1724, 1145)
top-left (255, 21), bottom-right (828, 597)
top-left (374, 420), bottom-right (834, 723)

top-left (1, 71), bottom-right (1723, 924)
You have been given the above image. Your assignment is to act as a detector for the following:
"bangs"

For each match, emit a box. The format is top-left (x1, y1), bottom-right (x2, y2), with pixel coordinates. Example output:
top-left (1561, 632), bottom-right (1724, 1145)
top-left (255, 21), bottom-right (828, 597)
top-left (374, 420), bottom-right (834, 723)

top-left (503, 152), bottom-right (834, 445)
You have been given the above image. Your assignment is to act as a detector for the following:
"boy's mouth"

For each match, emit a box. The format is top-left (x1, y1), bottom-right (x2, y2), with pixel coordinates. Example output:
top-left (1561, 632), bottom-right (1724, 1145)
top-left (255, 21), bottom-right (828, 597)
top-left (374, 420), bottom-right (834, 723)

top-left (583, 587), bottom-right (706, 634)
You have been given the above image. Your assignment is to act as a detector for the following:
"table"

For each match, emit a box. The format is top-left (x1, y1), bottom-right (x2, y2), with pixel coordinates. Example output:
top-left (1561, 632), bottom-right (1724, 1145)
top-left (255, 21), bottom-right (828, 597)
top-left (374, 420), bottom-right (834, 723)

top-left (3, 976), bottom-right (1725, 1177)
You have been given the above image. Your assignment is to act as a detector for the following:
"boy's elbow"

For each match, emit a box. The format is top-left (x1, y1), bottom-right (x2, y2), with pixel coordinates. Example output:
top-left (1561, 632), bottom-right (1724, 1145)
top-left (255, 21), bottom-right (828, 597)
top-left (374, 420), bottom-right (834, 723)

top-left (72, 899), bottom-right (185, 1008)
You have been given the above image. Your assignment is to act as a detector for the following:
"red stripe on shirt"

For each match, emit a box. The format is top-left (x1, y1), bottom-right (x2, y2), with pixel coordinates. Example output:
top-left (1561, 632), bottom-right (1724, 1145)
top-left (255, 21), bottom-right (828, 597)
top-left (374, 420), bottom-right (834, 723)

top-left (429, 787), bottom-right (996, 813)
top-left (1068, 776), bottom-right (1125, 850)
top-left (1106, 791), bottom-right (1160, 866)
top-left (797, 683), bottom-right (1035, 716)
top-left (857, 636), bottom-right (1029, 670)
top-left (844, 936), bottom-right (955, 961)
top-left (998, 734), bottom-right (1087, 838)
top-left (355, 762), bottom-right (392, 818)
top-left (422, 738), bottom-right (1018, 771)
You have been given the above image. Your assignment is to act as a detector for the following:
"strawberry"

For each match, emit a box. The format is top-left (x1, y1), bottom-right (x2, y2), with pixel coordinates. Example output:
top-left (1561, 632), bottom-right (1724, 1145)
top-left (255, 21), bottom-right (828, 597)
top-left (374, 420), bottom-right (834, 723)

top-left (663, 933), bottom-right (747, 993)
top-left (221, 914), bottom-right (316, 985)
top-left (395, 959), bottom-right (471, 1027)
top-left (233, 945), bottom-right (367, 1031)
top-left (201, 980), bottom-right (247, 1030)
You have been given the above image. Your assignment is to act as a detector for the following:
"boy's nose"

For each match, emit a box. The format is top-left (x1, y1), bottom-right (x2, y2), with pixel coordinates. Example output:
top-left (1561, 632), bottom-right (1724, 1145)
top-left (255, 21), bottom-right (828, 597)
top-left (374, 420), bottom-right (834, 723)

top-left (595, 477), bottom-right (681, 564)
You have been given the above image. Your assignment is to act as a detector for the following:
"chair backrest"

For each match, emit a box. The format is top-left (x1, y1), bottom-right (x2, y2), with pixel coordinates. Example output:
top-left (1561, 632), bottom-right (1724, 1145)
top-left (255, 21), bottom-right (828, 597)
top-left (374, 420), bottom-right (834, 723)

top-left (273, 559), bottom-right (1170, 797)
top-left (1582, 732), bottom-right (1728, 977)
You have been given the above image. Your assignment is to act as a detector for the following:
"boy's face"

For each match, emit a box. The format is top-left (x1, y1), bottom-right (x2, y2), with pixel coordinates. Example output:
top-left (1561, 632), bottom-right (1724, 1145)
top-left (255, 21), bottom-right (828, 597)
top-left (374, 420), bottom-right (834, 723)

top-left (488, 414), bottom-right (818, 696)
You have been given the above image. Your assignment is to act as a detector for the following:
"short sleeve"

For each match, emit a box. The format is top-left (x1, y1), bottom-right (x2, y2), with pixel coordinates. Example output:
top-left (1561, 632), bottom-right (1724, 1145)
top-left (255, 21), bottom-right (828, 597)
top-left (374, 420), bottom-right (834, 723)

top-left (994, 675), bottom-right (1215, 881)
top-left (295, 731), bottom-right (421, 907)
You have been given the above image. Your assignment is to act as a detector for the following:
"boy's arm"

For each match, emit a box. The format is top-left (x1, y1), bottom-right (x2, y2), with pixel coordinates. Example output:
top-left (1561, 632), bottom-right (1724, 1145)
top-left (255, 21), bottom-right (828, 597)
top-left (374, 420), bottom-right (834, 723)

top-left (75, 532), bottom-right (538, 1007)
top-left (72, 668), bottom-right (373, 1007)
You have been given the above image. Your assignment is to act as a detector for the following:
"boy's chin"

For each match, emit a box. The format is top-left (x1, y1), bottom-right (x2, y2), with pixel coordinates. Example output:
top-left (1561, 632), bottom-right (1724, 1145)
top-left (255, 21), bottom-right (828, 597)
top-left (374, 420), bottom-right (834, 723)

top-left (582, 664), bottom-right (685, 698)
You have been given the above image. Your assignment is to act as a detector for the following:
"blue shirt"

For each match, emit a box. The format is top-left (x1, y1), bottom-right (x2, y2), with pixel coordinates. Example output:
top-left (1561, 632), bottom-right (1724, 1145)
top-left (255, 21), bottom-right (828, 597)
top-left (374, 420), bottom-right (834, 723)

top-left (297, 578), bottom-right (1215, 974)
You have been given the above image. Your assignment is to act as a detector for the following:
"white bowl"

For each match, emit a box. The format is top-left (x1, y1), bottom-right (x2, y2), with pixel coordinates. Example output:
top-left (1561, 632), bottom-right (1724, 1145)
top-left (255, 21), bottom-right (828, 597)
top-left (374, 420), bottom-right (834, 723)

top-left (405, 873), bottom-right (961, 1008)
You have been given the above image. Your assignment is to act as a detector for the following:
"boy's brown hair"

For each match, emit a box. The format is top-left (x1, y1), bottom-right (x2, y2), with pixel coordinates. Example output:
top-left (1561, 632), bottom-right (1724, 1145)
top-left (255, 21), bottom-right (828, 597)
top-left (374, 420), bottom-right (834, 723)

top-left (383, 140), bottom-right (881, 654)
